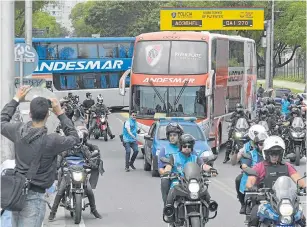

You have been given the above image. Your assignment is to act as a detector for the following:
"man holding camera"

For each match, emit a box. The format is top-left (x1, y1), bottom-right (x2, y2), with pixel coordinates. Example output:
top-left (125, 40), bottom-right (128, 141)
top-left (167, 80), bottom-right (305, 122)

top-left (1, 86), bottom-right (79, 227)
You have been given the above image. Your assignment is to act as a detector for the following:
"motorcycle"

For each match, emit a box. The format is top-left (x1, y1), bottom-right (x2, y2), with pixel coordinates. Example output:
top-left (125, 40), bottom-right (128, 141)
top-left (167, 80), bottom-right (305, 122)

top-left (243, 168), bottom-right (306, 227)
top-left (230, 118), bottom-right (250, 166)
top-left (92, 113), bottom-right (109, 141)
top-left (60, 156), bottom-right (92, 224)
top-left (162, 156), bottom-right (218, 227)
top-left (287, 117), bottom-right (306, 166)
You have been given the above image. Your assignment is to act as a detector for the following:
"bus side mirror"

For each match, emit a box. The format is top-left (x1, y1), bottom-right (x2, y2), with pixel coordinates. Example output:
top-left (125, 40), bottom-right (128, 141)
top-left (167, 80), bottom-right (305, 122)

top-left (119, 69), bottom-right (130, 96)
top-left (205, 70), bottom-right (214, 96)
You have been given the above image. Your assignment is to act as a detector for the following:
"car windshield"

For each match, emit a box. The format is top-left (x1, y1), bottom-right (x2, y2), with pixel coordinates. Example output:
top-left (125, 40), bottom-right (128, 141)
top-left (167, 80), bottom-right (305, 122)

top-left (131, 85), bottom-right (207, 118)
top-left (133, 40), bottom-right (208, 75)
top-left (275, 89), bottom-right (291, 98)
top-left (158, 124), bottom-right (205, 140)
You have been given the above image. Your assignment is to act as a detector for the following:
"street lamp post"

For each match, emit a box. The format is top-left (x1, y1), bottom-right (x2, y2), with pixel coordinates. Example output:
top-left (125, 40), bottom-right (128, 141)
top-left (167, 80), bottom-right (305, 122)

top-left (269, 0), bottom-right (275, 89)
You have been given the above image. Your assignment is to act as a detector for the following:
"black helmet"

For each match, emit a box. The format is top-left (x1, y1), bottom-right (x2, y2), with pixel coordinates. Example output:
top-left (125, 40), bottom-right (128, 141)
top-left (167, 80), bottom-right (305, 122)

top-left (179, 134), bottom-right (196, 149)
top-left (235, 103), bottom-right (243, 109)
top-left (86, 92), bottom-right (91, 98)
top-left (166, 122), bottom-right (184, 139)
top-left (266, 104), bottom-right (275, 114)
top-left (291, 107), bottom-right (300, 115)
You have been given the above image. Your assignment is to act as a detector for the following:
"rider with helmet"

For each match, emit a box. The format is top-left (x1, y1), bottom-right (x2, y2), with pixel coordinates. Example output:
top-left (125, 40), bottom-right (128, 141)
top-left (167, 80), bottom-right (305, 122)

top-left (162, 134), bottom-right (217, 224)
top-left (158, 122), bottom-right (184, 204)
top-left (89, 94), bottom-right (115, 139)
top-left (246, 136), bottom-right (306, 226)
top-left (77, 126), bottom-right (105, 189)
top-left (225, 103), bottom-right (250, 163)
top-left (235, 125), bottom-right (268, 214)
top-left (60, 96), bottom-right (74, 120)
top-left (49, 129), bottom-right (102, 221)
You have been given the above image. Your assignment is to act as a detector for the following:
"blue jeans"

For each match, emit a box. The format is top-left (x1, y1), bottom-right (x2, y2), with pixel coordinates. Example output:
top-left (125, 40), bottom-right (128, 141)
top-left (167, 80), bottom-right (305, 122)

top-left (124, 141), bottom-right (139, 168)
top-left (12, 190), bottom-right (46, 227)
top-left (1, 210), bottom-right (12, 227)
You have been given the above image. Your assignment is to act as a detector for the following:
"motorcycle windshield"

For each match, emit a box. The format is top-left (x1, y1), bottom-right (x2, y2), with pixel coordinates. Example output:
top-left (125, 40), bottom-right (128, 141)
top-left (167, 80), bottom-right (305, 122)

top-left (235, 118), bottom-right (249, 130)
top-left (65, 156), bottom-right (85, 166)
top-left (183, 162), bottom-right (201, 181)
top-left (272, 176), bottom-right (297, 202)
top-left (259, 121), bottom-right (269, 131)
top-left (291, 117), bottom-right (305, 129)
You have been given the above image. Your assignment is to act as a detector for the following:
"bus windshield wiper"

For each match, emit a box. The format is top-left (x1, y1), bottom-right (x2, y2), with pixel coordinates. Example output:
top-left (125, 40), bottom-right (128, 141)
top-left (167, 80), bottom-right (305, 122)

top-left (174, 80), bottom-right (189, 106)
top-left (149, 80), bottom-right (166, 107)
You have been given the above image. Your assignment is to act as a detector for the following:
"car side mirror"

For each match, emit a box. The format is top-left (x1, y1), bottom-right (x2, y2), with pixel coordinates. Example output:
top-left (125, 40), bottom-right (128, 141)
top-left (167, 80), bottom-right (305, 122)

top-left (144, 134), bottom-right (153, 141)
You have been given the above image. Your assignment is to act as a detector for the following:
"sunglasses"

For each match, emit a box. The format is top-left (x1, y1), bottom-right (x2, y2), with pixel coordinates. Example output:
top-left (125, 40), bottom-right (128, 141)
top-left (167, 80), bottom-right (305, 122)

top-left (182, 144), bottom-right (192, 149)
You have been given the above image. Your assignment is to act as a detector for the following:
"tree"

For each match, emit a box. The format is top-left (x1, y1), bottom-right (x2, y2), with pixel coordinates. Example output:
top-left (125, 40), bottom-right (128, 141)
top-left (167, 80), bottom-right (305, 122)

top-left (15, 1), bottom-right (51, 37)
top-left (70, 1), bottom-right (97, 37)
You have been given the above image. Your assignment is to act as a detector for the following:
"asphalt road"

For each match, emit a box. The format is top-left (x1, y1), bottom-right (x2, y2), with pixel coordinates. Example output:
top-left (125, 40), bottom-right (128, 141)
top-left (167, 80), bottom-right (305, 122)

top-left (43, 113), bottom-right (307, 227)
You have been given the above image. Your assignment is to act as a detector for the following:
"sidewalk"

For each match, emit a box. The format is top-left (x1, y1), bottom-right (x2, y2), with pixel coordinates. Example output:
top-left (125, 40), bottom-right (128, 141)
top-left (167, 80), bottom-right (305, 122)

top-left (258, 79), bottom-right (306, 92)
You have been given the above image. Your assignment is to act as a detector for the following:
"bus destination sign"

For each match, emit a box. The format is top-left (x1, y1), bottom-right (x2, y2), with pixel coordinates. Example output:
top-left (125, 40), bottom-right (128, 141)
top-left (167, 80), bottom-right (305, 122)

top-left (160, 8), bottom-right (264, 31)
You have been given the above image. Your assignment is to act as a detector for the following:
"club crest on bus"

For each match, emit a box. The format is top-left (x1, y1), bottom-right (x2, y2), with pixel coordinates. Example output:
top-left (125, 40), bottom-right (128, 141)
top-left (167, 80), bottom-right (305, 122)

top-left (171, 12), bottom-right (177, 18)
top-left (145, 45), bottom-right (163, 67)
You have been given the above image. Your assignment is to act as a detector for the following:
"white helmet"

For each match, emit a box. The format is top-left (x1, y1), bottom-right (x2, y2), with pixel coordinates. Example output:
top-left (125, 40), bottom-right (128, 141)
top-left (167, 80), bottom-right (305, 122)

top-left (248, 124), bottom-right (267, 141)
top-left (262, 136), bottom-right (285, 161)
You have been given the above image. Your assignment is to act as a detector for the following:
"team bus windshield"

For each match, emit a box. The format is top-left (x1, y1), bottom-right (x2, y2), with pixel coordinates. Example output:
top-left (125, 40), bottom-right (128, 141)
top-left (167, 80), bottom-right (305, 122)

top-left (131, 86), bottom-right (207, 118)
top-left (132, 41), bottom-right (208, 75)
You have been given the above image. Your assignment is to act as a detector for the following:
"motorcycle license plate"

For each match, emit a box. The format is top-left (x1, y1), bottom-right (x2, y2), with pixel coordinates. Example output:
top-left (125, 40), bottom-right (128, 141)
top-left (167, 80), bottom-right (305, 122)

top-left (276, 225), bottom-right (294, 227)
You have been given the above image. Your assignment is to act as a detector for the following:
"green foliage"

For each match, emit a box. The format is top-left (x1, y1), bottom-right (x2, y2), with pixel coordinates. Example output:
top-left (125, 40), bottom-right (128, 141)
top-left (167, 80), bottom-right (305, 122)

top-left (15, 1), bottom-right (68, 37)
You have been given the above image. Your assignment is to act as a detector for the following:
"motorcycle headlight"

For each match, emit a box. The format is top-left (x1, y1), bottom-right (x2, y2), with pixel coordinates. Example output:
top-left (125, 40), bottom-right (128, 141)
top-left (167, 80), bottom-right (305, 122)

top-left (100, 118), bottom-right (105, 123)
top-left (279, 200), bottom-right (294, 216)
top-left (280, 216), bottom-right (292, 224)
top-left (291, 131), bottom-right (305, 138)
top-left (235, 132), bottom-right (243, 138)
top-left (72, 172), bottom-right (83, 182)
top-left (188, 180), bottom-right (200, 193)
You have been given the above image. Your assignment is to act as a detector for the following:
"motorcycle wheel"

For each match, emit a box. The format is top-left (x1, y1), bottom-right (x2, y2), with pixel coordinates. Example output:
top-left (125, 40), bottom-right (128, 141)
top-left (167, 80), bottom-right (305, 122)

top-left (190, 217), bottom-right (201, 227)
top-left (70, 211), bottom-right (74, 217)
top-left (295, 146), bottom-right (301, 166)
top-left (103, 130), bottom-right (108, 141)
top-left (74, 194), bottom-right (82, 224)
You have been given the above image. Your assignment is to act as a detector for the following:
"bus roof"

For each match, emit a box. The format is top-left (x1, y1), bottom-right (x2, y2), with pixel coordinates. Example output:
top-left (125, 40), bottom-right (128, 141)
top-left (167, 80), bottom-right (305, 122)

top-left (135, 31), bottom-right (255, 43)
top-left (15, 37), bottom-right (136, 43)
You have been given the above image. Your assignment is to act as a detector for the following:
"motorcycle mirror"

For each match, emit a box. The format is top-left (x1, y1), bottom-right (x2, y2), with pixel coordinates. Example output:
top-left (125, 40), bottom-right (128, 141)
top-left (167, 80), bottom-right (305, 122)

top-left (160, 157), bottom-right (171, 164)
top-left (203, 155), bottom-right (217, 163)
top-left (242, 167), bottom-right (258, 177)
top-left (91, 150), bottom-right (100, 158)
top-left (285, 153), bottom-right (296, 160)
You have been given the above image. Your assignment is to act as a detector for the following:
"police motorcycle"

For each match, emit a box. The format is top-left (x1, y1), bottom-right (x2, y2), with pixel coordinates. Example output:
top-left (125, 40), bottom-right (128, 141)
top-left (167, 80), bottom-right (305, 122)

top-left (287, 116), bottom-right (306, 166)
top-left (242, 167), bottom-right (306, 227)
top-left (60, 151), bottom-right (100, 224)
top-left (162, 156), bottom-right (218, 227)
top-left (229, 118), bottom-right (250, 165)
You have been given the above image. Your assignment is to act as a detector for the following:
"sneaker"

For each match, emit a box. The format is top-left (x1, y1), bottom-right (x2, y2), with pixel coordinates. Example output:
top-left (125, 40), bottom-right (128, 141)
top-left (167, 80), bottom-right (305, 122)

top-left (110, 135), bottom-right (115, 139)
top-left (125, 167), bottom-right (130, 172)
top-left (48, 212), bottom-right (56, 221)
top-left (130, 164), bottom-right (136, 170)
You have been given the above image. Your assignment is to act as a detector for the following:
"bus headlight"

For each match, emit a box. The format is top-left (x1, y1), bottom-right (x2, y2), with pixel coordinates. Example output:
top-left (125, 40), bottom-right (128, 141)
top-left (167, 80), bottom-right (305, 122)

top-left (72, 172), bottom-right (83, 182)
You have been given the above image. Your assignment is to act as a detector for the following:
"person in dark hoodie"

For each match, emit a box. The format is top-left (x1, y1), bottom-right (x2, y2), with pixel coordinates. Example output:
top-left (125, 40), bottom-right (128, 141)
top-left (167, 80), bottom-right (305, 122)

top-left (0, 85), bottom-right (79, 227)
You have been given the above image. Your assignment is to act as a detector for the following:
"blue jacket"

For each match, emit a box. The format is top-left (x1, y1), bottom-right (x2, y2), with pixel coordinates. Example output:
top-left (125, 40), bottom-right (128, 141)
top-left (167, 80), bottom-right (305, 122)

top-left (170, 152), bottom-right (198, 188)
top-left (123, 118), bottom-right (137, 143)
top-left (239, 148), bottom-right (264, 193)
top-left (281, 99), bottom-right (290, 115)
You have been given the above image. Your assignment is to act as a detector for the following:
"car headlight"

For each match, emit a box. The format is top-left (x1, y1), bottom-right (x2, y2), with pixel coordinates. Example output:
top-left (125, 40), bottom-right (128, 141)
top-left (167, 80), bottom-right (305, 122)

top-left (156, 149), bottom-right (160, 156)
top-left (235, 132), bottom-right (243, 138)
top-left (72, 172), bottom-right (83, 182)
top-left (188, 180), bottom-right (200, 193)
top-left (279, 200), bottom-right (294, 216)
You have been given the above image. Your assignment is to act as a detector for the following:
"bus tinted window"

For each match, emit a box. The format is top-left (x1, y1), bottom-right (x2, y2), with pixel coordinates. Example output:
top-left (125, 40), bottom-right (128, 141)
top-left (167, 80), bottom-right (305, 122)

top-left (98, 42), bottom-right (132, 58)
top-left (78, 44), bottom-right (98, 58)
top-left (170, 41), bottom-right (208, 74)
top-left (229, 41), bottom-right (244, 67)
top-left (227, 85), bottom-right (241, 112)
top-left (53, 72), bottom-right (129, 90)
top-left (133, 41), bottom-right (208, 75)
top-left (58, 44), bottom-right (78, 60)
